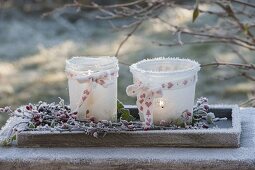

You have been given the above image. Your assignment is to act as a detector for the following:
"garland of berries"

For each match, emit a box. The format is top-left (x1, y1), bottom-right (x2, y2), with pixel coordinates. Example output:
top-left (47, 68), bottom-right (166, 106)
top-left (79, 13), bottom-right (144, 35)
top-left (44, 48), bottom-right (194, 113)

top-left (0, 97), bottom-right (227, 146)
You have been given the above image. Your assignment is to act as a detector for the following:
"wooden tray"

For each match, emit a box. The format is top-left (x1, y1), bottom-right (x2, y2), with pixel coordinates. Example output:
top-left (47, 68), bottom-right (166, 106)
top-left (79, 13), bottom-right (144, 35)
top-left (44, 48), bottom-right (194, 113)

top-left (16, 105), bottom-right (241, 148)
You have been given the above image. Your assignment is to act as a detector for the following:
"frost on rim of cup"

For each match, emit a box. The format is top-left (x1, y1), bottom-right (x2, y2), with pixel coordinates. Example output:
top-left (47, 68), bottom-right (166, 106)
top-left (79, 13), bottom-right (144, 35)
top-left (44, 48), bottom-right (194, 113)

top-left (126, 57), bottom-right (200, 128)
top-left (65, 56), bottom-right (119, 122)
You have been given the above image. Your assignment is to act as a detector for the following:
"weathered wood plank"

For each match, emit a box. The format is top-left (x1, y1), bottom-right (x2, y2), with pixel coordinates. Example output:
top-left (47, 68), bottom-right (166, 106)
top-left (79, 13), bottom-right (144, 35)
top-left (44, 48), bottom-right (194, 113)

top-left (16, 105), bottom-right (241, 148)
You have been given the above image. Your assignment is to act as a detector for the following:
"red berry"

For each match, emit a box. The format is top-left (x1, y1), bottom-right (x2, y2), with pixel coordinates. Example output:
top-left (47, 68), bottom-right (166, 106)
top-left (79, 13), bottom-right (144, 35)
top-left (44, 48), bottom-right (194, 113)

top-left (187, 112), bottom-right (192, 116)
top-left (62, 117), bottom-right (68, 122)
top-left (204, 105), bottom-right (209, 110)
top-left (26, 105), bottom-right (30, 110)
top-left (59, 114), bottom-right (66, 119)
top-left (89, 116), bottom-right (95, 122)
top-left (33, 113), bottom-right (40, 120)
top-left (202, 124), bottom-right (209, 129)
top-left (26, 105), bottom-right (32, 110)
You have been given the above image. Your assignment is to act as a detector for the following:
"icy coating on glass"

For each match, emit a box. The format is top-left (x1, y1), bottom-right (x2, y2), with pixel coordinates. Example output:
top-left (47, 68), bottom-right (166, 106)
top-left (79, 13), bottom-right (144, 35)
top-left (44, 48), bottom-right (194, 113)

top-left (129, 57), bottom-right (200, 125)
top-left (66, 56), bottom-right (118, 122)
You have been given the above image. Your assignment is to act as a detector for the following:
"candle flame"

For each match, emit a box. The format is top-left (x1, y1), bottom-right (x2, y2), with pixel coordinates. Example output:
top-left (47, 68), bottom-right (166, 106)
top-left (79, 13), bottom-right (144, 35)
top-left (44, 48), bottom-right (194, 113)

top-left (159, 100), bottom-right (165, 107)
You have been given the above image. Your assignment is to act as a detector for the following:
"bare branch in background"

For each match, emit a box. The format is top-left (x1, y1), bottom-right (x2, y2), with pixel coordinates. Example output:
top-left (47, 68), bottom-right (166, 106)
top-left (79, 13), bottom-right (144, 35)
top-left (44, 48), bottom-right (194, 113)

top-left (115, 21), bottom-right (143, 57)
top-left (232, 0), bottom-right (255, 8)
top-left (202, 62), bottom-right (255, 82)
top-left (44, 0), bottom-right (255, 105)
top-left (201, 62), bottom-right (255, 70)
top-left (152, 40), bottom-right (230, 47)
top-left (240, 72), bottom-right (255, 81)
top-left (43, 0), bottom-right (255, 51)
top-left (240, 97), bottom-right (255, 107)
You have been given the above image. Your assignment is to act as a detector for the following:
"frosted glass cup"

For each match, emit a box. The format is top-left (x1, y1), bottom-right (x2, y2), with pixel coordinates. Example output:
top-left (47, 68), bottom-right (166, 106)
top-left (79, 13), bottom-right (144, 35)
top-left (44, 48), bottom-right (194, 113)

top-left (65, 56), bottom-right (118, 122)
top-left (126, 58), bottom-right (200, 127)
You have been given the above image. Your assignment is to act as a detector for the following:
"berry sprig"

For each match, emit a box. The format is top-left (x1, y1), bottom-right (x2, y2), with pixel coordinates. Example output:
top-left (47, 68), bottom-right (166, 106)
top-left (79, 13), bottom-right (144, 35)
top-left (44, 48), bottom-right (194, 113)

top-left (193, 97), bottom-right (209, 116)
top-left (0, 97), bottom-right (227, 146)
top-left (192, 97), bottom-right (225, 125)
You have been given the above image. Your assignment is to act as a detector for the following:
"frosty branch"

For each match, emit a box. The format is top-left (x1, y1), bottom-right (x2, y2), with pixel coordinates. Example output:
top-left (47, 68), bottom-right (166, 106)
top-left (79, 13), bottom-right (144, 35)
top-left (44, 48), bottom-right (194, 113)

top-left (44, 0), bottom-right (255, 106)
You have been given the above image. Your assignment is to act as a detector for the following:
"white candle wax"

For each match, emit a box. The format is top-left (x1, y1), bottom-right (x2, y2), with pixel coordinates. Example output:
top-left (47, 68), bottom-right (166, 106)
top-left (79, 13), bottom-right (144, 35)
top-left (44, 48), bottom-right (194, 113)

top-left (127, 57), bottom-right (200, 126)
top-left (66, 56), bottom-right (118, 122)
top-left (152, 83), bottom-right (196, 123)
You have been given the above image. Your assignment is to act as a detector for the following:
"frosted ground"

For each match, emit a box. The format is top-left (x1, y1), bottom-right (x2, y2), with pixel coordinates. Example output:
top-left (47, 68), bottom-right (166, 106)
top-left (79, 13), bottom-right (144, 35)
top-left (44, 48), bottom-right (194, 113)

top-left (0, 6), bottom-right (254, 127)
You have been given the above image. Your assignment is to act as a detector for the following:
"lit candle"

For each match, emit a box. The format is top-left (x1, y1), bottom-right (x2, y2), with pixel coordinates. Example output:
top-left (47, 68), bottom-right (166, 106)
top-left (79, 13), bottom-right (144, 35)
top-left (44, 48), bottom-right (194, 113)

top-left (126, 57), bottom-right (200, 127)
top-left (66, 56), bottom-right (119, 122)
top-left (158, 99), bottom-right (165, 108)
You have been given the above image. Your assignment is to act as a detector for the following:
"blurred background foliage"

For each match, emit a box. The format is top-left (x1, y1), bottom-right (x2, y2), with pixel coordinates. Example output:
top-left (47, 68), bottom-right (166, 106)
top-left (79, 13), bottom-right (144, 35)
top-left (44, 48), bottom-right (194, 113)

top-left (0, 0), bottom-right (254, 127)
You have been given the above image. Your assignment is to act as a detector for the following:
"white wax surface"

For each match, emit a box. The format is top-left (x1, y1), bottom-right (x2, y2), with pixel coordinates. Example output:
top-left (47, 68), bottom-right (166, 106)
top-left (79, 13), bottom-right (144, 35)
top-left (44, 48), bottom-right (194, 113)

top-left (153, 84), bottom-right (195, 124)
top-left (130, 58), bottom-right (200, 125)
top-left (68, 78), bottom-right (117, 122)
top-left (135, 73), bottom-right (197, 124)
